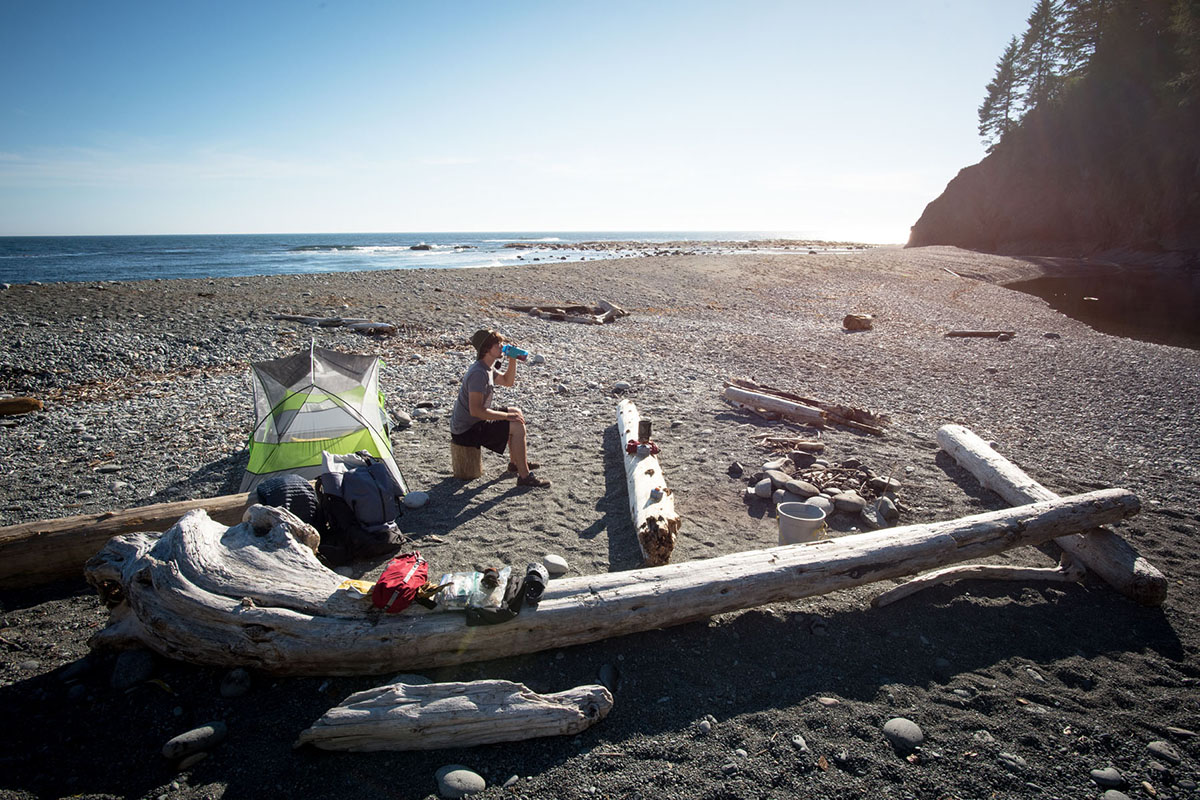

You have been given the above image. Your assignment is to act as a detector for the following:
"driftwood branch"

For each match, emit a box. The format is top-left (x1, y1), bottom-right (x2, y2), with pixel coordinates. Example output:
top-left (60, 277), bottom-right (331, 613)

top-left (725, 378), bottom-right (889, 435)
top-left (723, 386), bottom-right (827, 427)
top-left (944, 330), bottom-right (1016, 338)
top-left (871, 556), bottom-right (1087, 608)
top-left (295, 679), bottom-right (613, 751)
top-left (84, 488), bottom-right (1139, 675)
top-left (616, 399), bottom-right (680, 565)
top-left (937, 424), bottom-right (1167, 606)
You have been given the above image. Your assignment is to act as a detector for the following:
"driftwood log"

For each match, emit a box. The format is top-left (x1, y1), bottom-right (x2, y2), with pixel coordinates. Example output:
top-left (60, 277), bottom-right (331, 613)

top-left (723, 386), bottom-right (827, 428)
top-left (727, 378), bottom-right (889, 435)
top-left (84, 489), bottom-right (1139, 675)
top-left (295, 680), bottom-right (613, 751)
top-left (943, 330), bottom-right (1016, 338)
top-left (937, 424), bottom-right (1167, 606)
top-left (616, 399), bottom-right (679, 565)
top-left (507, 299), bottom-right (629, 325)
top-left (0, 490), bottom-right (251, 589)
top-left (0, 396), bottom-right (42, 416)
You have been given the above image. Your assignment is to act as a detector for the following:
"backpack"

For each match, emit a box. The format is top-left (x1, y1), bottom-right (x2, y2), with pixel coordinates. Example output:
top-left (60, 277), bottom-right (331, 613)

top-left (371, 552), bottom-right (429, 613)
top-left (316, 450), bottom-right (408, 565)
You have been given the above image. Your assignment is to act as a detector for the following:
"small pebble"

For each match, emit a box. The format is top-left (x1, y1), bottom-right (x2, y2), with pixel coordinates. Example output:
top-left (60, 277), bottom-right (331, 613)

top-left (697, 719), bottom-right (712, 734)
top-left (612, 381), bottom-right (631, 392)
top-left (543, 554), bottom-right (569, 575)
top-left (817, 696), bottom-right (839, 706)
top-left (882, 717), bottom-right (924, 752)
top-left (791, 734), bottom-right (809, 752)
top-left (1090, 767), bottom-right (1126, 788)
top-left (435, 765), bottom-right (486, 798)
top-left (1100, 791), bottom-right (1131, 800)
top-left (162, 722), bottom-right (227, 760)
top-left (402, 491), bottom-right (429, 509)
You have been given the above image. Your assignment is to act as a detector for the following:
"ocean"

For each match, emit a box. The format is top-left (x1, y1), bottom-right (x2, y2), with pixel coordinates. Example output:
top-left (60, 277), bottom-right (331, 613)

top-left (0, 231), bottom-right (818, 285)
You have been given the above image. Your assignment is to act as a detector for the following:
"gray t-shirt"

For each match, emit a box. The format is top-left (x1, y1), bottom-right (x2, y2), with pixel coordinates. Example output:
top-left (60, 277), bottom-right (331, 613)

top-left (450, 359), bottom-right (498, 435)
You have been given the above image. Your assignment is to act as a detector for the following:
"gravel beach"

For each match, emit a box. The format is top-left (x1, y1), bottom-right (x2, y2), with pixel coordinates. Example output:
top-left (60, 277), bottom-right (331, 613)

top-left (1, 245), bottom-right (1198, 800)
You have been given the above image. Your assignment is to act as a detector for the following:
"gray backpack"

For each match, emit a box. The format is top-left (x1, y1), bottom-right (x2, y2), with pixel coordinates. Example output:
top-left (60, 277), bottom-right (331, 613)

top-left (316, 451), bottom-right (408, 564)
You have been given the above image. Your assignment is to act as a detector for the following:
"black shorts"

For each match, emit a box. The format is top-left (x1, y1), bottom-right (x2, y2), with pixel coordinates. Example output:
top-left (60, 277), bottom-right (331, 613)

top-left (451, 419), bottom-right (510, 454)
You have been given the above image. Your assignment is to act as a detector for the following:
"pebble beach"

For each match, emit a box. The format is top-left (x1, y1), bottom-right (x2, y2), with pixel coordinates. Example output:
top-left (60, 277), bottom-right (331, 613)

top-left (1, 245), bottom-right (1198, 800)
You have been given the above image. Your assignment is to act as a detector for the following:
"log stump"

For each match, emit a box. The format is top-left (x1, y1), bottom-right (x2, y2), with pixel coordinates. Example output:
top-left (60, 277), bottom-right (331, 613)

top-left (451, 443), bottom-right (482, 480)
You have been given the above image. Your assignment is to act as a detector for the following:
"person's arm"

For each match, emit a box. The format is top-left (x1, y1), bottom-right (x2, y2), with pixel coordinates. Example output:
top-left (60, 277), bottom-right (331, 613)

top-left (494, 357), bottom-right (518, 387)
top-left (468, 391), bottom-right (519, 422)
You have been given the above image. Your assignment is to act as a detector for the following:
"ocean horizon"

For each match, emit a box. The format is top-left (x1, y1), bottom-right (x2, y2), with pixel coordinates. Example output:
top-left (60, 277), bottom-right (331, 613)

top-left (0, 231), bottom-right (859, 285)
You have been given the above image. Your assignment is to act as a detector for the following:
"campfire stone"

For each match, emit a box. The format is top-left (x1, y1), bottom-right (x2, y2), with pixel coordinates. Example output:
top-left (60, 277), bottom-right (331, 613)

top-left (869, 476), bottom-right (902, 493)
top-left (784, 479), bottom-right (819, 498)
top-left (754, 478), bottom-right (774, 498)
top-left (805, 496), bottom-right (834, 515)
top-left (763, 457), bottom-right (790, 471)
top-left (765, 470), bottom-right (791, 489)
top-left (435, 765), bottom-right (486, 798)
top-left (833, 491), bottom-right (867, 513)
top-left (877, 496), bottom-right (900, 521)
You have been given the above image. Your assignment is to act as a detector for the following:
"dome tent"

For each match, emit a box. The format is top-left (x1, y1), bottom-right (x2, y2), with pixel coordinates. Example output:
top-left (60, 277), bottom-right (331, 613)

top-left (239, 343), bottom-right (408, 495)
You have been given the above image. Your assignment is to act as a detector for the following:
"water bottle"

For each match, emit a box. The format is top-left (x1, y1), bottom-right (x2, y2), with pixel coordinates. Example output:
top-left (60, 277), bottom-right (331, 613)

top-left (501, 344), bottom-right (529, 361)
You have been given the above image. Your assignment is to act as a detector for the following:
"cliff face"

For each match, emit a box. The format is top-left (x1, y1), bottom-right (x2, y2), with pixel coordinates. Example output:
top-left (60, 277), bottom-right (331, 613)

top-left (908, 8), bottom-right (1200, 256)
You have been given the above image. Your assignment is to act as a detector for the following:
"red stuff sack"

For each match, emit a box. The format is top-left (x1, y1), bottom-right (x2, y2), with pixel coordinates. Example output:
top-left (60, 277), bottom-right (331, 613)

top-left (371, 552), bottom-right (428, 613)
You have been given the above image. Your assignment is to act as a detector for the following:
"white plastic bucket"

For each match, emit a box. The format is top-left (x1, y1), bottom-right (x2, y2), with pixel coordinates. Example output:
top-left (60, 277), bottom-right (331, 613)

top-left (777, 502), bottom-right (826, 545)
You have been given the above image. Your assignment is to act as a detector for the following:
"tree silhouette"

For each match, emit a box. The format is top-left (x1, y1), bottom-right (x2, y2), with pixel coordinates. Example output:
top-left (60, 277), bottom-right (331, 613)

top-left (1019, 0), bottom-right (1063, 108)
top-left (978, 37), bottom-right (1024, 152)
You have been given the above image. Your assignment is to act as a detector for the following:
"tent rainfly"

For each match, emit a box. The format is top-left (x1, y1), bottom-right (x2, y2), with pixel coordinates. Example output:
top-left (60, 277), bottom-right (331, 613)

top-left (239, 344), bottom-right (408, 495)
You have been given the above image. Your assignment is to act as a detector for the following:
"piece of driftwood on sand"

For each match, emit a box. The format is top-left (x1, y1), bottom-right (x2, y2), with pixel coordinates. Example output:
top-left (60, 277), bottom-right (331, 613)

top-left (84, 491), bottom-right (1139, 676)
top-left (295, 679), bottom-right (613, 752)
top-left (937, 423), bottom-right (1167, 607)
top-left (616, 399), bottom-right (679, 566)
top-left (872, 558), bottom-right (1087, 608)
top-left (271, 313), bottom-right (396, 336)
top-left (726, 378), bottom-right (890, 435)
top-left (0, 396), bottom-right (43, 416)
top-left (943, 330), bottom-right (1017, 338)
top-left (0, 490), bottom-right (251, 590)
top-left (508, 299), bottom-right (629, 325)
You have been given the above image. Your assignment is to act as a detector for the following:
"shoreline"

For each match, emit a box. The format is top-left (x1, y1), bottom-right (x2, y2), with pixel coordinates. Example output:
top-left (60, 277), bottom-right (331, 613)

top-left (1, 246), bottom-right (1197, 800)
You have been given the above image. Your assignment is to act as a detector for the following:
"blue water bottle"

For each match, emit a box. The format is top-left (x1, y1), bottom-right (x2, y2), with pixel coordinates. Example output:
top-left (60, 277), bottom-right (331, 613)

top-left (501, 344), bottom-right (529, 361)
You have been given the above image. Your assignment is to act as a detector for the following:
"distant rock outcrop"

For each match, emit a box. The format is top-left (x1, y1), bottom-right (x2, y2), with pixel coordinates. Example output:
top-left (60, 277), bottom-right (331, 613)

top-left (909, 5), bottom-right (1200, 257)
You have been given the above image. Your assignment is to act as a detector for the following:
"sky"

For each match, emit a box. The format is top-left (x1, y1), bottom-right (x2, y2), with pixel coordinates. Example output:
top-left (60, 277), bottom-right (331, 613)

top-left (0, 0), bottom-right (1037, 243)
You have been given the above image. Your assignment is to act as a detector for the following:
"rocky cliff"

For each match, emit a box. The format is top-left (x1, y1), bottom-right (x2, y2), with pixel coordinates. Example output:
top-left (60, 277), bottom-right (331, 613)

top-left (908, 6), bottom-right (1200, 256)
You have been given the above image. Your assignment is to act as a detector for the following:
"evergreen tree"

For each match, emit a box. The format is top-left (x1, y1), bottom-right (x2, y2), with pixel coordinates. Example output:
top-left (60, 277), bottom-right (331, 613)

top-left (1059, 0), bottom-right (1114, 76)
top-left (1018, 0), bottom-right (1064, 108)
top-left (978, 36), bottom-right (1024, 151)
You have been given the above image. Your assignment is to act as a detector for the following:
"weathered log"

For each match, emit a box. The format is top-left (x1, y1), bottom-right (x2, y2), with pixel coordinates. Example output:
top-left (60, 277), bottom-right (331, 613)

top-left (295, 679), bottom-right (613, 751)
top-left (727, 378), bottom-right (888, 434)
top-left (943, 330), bottom-right (1016, 338)
top-left (872, 557), bottom-right (1086, 608)
top-left (722, 386), bottom-right (827, 427)
top-left (84, 488), bottom-right (1139, 675)
top-left (0, 397), bottom-right (42, 416)
top-left (616, 399), bottom-right (679, 565)
top-left (0, 490), bottom-right (251, 589)
top-left (937, 424), bottom-right (1167, 606)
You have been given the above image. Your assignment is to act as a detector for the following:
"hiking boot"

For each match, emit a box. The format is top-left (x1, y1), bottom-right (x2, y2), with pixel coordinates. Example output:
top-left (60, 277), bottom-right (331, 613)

top-left (516, 472), bottom-right (551, 488)
top-left (507, 460), bottom-right (541, 472)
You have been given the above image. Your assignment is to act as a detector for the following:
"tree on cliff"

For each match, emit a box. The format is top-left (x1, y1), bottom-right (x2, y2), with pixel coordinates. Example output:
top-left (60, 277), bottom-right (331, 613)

top-left (1059, 0), bottom-right (1115, 76)
top-left (978, 37), bottom-right (1023, 152)
top-left (1019, 0), bottom-right (1064, 108)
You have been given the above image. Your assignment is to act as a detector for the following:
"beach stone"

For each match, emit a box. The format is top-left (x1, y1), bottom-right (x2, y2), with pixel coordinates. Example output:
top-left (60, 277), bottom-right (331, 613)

top-left (791, 733), bottom-right (809, 752)
top-left (805, 496), bottom-right (834, 515)
top-left (843, 313), bottom-right (874, 330)
top-left (765, 469), bottom-right (791, 489)
top-left (754, 478), bottom-right (774, 498)
top-left (1165, 726), bottom-right (1197, 737)
top-left (1090, 767), bottom-right (1126, 788)
top-left (882, 717), bottom-right (924, 752)
top-left (744, 487), bottom-right (759, 502)
top-left (833, 491), bottom-right (867, 513)
top-left (697, 719), bottom-right (712, 734)
top-left (612, 381), bottom-right (631, 392)
top-left (784, 479), bottom-right (819, 497)
top-left (543, 554), bottom-right (569, 575)
top-left (997, 752), bottom-right (1027, 772)
top-left (110, 480), bottom-right (129, 492)
top-left (219, 668), bottom-right (251, 698)
top-left (435, 764), bottom-right (486, 798)
top-left (177, 752), bottom-right (208, 771)
top-left (727, 461), bottom-right (744, 478)
top-left (762, 457), bottom-right (790, 471)
top-left (392, 410), bottom-right (413, 428)
top-left (1100, 792), bottom-right (1131, 800)
top-left (402, 491), bottom-right (429, 509)
top-left (111, 649), bottom-right (155, 689)
top-left (162, 721), bottom-right (227, 760)
top-left (1147, 740), bottom-right (1182, 763)
top-left (860, 503), bottom-right (888, 530)
top-left (598, 663), bottom-right (620, 694)
top-left (868, 476), bottom-right (901, 493)
top-left (530, 353), bottom-right (545, 364)
top-left (411, 407), bottom-right (433, 420)
top-left (877, 495), bottom-right (900, 521)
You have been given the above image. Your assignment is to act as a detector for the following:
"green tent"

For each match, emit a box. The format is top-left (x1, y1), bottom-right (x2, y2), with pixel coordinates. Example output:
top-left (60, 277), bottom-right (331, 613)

top-left (239, 343), bottom-right (407, 494)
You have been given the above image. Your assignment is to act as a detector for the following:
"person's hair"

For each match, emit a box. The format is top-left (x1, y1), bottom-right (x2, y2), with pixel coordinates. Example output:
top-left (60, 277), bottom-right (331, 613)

top-left (470, 329), bottom-right (504, 360)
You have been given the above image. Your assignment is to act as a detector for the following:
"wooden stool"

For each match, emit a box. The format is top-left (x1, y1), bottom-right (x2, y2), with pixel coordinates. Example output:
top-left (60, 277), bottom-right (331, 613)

top-left (451, 442), bottom-right (483, 480)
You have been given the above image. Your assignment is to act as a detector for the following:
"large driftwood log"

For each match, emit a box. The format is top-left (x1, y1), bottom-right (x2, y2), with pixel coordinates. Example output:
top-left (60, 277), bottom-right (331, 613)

top-left (0, 490), bottom-right (251, 589)
top-left (84, 488), bottom-right (1139, 675)
top-left (295, 679), bottom-right (613, 751)
top-left (616, 399), bottom-right (679, 566)
top-left (937, 424), bottom-right (1167, 606)
top-left (727, 378), bottom-right (889, 434)
top-left (722, 386), bottom-right (827, 427)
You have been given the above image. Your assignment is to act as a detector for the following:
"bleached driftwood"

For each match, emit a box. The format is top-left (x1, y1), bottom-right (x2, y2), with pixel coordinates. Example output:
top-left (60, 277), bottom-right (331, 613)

top-left (753, 435), bottom-right (825, 452)
top-left (937, 424), bottom-right (1167, 606)
top-left (508, 300), bottom-right (629, 325)
top-left (872, 557), bottom-right (1087, 608)
top-left (723, 386), bottom-right (827, 428)
top-left (295, 679), bottom-right (613, 751)
top-left (616, 399), bottom-right (679, 565)
top-left (727, 378), bottom-right (889, 435)
top-left (84, 488), bottom-right (1139, 675)
top-left (0, 489), bottom-right (251, 590)
top-left (943, 330), bottom-right (1016, 338)
top-left (271, 314), bottom-right (396, 336)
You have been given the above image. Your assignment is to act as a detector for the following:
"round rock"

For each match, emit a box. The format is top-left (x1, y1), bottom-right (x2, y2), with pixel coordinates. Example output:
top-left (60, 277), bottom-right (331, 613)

top-left (402, 490), bottom-right (429, 509)
top-left (612, 381), bottom-right (631, 392)
top-left (754, 478), bottom-right (774, 498)
top-left (805, 496), bottom-right (834, 515)
top-left (765, 469), bottom-right (792, 489)
top-left (162, 721), bottom-right (227, 760)
top-left (543, 554), bottom-right (569, 575)
top-left (435, 764), bottom-right (486, 798)
top-left (1090, 767), bottom-right (1126, 788)
top-left (1100, 792), bottom-right (1131, 800)
top-left (762, 457), bottom-right (790, 471)
top-left (784, 479), bottom-right (819, 498)
top-left (877, 495), bottom-right (900, 521)
top-left (868, 476), bottom-right (902, 493)
top-left (833, 491), bottom-right (867, 513)
top-left (1147, 740), bottom-right (1182, 763)
top-left (882, 717), bottom-right (924, 752)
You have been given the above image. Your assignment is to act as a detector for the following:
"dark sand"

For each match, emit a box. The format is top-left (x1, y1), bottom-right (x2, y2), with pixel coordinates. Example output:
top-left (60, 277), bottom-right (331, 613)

top-left (1, 246), bottom-right (1197, 799)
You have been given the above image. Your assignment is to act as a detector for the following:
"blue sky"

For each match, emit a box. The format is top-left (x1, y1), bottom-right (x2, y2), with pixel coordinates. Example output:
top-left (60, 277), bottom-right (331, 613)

top-left (0, 1), bottom-right (1035, 242)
